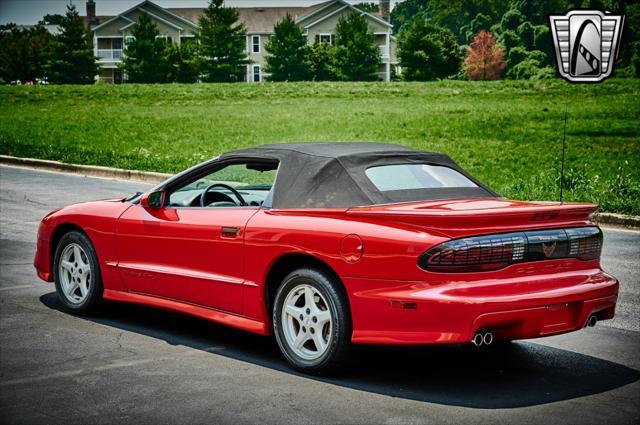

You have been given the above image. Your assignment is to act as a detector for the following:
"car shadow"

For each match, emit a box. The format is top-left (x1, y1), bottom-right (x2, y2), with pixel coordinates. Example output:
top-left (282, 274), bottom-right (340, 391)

top-left (40, 292), bottom-right (640, 409)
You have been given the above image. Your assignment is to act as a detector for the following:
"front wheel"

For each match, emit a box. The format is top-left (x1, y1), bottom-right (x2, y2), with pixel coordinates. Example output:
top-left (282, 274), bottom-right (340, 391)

top-left (53, 230), bottom-right (103, 314)
top-left (273, 268), bottom-right (351, 374)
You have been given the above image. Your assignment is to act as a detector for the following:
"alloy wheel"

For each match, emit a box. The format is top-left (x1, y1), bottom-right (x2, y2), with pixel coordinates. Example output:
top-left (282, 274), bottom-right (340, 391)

top-left (281, 284), bottom-right (332, 360)
top-left (58, 243), bottom-right (91, 304)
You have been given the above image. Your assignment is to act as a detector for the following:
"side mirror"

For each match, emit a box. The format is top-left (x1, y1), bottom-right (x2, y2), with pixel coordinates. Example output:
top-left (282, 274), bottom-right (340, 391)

top-left (141, 190), bottom-right (165, 209)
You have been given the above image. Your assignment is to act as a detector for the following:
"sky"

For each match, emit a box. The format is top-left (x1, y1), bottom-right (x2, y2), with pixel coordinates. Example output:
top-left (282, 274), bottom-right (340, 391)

top-left (0, 0), bottom-right (401, 25)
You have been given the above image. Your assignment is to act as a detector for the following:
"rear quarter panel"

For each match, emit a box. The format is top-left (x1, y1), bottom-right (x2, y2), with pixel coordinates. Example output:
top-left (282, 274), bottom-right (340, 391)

top-left (243, 209), bottom-right (450, 321)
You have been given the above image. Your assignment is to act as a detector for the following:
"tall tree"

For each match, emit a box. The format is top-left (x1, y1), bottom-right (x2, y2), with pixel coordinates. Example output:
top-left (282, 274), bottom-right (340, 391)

top-left (0, 26), bottom-right (51, 83)
top-left (264, 14), bottom-right (311, 81)
top-left (399, 18), bottom-right (462, 80)
top-left (165, 42), bottom-right (199, 83)
top-left (390, 0), bottom-right (430, 33)
top-left (197, 0), bottom-right (248, 82)
top-left (333, 12), bottom-right (380, 81)
top-left (309, 42), bottom-right (338, 81)
top-left (427, 0), bottom-right (509, 43)
top-left (38, 14), bottom-right (65, 26)
top-left (46, 4), bottom-right (97, 84)
top-left (464, 30), bottom-right (506, 80)
top-left (354, 3), bottom-right (379, 13)
top-left (121, 14), bottom-right (169, 83)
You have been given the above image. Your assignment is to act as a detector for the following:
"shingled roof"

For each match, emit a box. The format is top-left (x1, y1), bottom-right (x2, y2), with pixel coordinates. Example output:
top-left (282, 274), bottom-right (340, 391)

top-left (84, 1), bottom-right (336, 33)
top-left (85, 1), bottom-right (389, 34)
top-left (169, 7), bottom-right (309, 33)
top-left (169, 1), bottom-right (334, 33)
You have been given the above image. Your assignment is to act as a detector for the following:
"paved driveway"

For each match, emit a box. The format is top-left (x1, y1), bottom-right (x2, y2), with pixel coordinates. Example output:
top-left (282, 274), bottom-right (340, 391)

top-left (1, 165), bottom-right (638, 424)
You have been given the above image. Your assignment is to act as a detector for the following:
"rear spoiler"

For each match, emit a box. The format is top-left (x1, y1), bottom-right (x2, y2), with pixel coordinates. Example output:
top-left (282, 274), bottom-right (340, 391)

top-left (346, 201), bottom-right (598, 235)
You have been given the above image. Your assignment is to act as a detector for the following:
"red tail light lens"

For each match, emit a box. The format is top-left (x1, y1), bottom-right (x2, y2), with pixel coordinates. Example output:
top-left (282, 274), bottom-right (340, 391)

top-left (566, 226), bottom-right (603, 260)
top-left (419, 226), bottom-right (602, 273)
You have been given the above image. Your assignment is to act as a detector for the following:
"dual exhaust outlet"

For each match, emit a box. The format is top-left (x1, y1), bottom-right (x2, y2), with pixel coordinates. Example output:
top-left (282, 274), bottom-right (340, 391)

top-left (473, 315), bottom-right (598, 346)
top-left (472, 330), bottom-right (494, 347)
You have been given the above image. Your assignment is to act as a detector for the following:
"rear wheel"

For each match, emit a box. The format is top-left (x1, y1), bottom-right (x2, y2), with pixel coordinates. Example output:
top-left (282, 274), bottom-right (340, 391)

top-left (53, 231), bottom-right (103, 314)
top-left (273, 268), bottom-right (351, 374)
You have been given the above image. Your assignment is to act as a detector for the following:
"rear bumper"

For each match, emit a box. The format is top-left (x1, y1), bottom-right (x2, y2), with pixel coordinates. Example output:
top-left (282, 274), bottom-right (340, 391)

top-left (344, 267), bottom-right (618, 345)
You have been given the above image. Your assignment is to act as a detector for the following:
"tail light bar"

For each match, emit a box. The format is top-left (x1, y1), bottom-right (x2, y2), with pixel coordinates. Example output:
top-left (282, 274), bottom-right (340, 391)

top-left (418, 226), bottom-right (602, 273)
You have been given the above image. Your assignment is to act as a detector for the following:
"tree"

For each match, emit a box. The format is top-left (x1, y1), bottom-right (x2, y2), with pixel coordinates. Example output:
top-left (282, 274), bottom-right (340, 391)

top-left (500, 8), bottom-right (524, 32)
top-left (165, 42), bottom-right (199, 83)
top-left (46, 4), bottom-right (97, 84)
top-left (121, 14), bottom-right (169, 83)
top-left (390, 0), bottom-right (430, 33)
top-left (354, 3), bottom-right (379, 13)
top-left (197, 0), bottom-right (248, 82)
top-left (463, 13), bottom-right (492, 42)
top-left (507, 50), bottom-right (547, 79)
top-left (533, 25), bottom-right (553, 65)
top-left (398, 18), bottom-right (462, 80)
top-left (309, 42), bottom-right (338, 81)
top-left (506, 45), bottom-right (529, 69)
top-left (264, 14), bottom-right (311, 81)
top-left (498, 29), bottom-right (521, 53)
top-left (517, 21), bottom-right (535, 51)
top-left (464, 30), bottom-right (506, 80)
top-left (513, 0), bottom-right (569, 26)
top-left (427, 0), bottom-right (510, 43)
top-left (39, 14), bottom-right (65, 26)
top-left (333, 12), bottom-right (380, 81)
top-left (0, 26), bottom-right (51, 83)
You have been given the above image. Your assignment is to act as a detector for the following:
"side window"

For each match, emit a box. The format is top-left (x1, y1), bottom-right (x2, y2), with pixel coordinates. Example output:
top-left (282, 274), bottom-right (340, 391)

top-left (252, 35), bottom-right (261, 53)
top-left (169, 161), bottom-right (278, 208)
top-left (318, 34), bottom-right (334, 45)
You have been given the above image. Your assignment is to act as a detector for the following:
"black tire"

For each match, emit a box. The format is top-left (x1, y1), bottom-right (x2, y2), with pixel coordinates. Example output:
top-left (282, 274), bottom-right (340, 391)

top-left (273, 267), bottom-right (351, 374)
top-left (53, 230), bottom-right (103, 314)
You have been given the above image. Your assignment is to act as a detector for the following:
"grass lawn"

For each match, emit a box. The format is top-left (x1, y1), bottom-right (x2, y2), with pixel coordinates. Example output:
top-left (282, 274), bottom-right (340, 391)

top-left (0, 79), bottom-right (638, 214)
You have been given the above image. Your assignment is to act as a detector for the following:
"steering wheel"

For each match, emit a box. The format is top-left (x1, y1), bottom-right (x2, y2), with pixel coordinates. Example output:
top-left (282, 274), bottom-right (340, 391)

top-left (200, 183), bottom-right (247, 207)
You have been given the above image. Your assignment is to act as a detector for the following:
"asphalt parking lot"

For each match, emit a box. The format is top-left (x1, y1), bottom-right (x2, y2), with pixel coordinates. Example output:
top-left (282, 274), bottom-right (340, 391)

top-left (1, 165), bottom-right (639, 424)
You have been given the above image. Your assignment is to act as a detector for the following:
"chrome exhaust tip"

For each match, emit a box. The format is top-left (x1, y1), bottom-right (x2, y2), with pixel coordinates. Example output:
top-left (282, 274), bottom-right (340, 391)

top-left (483, 332), bottom-right (494, 346)
top-left (472, 332), bottom-right (484, 346)
top-left (587, 315), bottom-right (598, 327)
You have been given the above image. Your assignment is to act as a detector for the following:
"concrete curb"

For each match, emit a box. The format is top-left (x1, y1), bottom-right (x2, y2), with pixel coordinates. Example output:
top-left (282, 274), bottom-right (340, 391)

top-left (0, 155), bottom-right (170, 184)
top-left (1, 154), bottom-right (639, 230)
top-left (592, 212), bottom-right (640, 230)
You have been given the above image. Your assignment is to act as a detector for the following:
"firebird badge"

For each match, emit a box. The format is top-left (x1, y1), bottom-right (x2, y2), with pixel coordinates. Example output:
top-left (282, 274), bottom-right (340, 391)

top-left (549, 10), bottom-right (625, 83)
top-left (542, 241), bottom-right (558, 258)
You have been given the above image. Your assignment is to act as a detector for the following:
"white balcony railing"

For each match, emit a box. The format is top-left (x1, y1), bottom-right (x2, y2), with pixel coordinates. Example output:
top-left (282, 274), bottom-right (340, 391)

top-left (379, 45), bottom-right (389, 59)
top-left (97, 49), bottom-right (123, 61)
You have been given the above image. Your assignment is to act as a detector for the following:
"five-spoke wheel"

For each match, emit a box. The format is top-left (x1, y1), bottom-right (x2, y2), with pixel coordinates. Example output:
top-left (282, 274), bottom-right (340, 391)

top-left (58, 243), bottom-right (91, 304)
top-left (282, 284), bottom-right (332, 360)
top-left (54, 231), bottom-right (103, 313)
top-left (274, 268), bottom-right (351, 374)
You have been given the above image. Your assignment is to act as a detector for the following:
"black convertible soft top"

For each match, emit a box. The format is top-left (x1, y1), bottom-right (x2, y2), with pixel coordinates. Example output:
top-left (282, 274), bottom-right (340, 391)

top-left (220, 142), bottom-right (498, 209)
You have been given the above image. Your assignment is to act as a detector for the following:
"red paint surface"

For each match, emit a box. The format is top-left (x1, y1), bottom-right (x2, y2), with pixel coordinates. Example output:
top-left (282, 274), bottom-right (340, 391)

top-left (34, 197), bottom-right (618, 344)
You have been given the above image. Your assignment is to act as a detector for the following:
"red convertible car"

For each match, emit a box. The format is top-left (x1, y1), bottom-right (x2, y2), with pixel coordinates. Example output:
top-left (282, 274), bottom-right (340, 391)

top-left (34, 142), bottom-right (618, 373)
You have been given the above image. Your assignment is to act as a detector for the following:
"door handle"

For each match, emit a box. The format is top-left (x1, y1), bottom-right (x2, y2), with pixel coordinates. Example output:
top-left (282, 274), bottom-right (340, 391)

top-left (221, 227), bottom-right (241, 238)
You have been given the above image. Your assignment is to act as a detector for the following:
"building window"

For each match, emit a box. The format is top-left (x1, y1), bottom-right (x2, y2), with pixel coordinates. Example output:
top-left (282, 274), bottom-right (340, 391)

top-left (253, 65), bottom-right (261, 82)
top-left (180, 36), bottom-right (196, 46)
top-left (318, 33), bottom-right (334, 45)
top-left (252, 35), bottom-right (260, 53)
top-left (155, 35), bottom-right (171, 44)
top-left (112, 38), bottom-right (123, 59)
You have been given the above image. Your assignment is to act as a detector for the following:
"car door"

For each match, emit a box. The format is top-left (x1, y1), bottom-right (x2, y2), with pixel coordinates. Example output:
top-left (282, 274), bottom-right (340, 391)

top-left (114, 159), bottom-right (278, 314)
